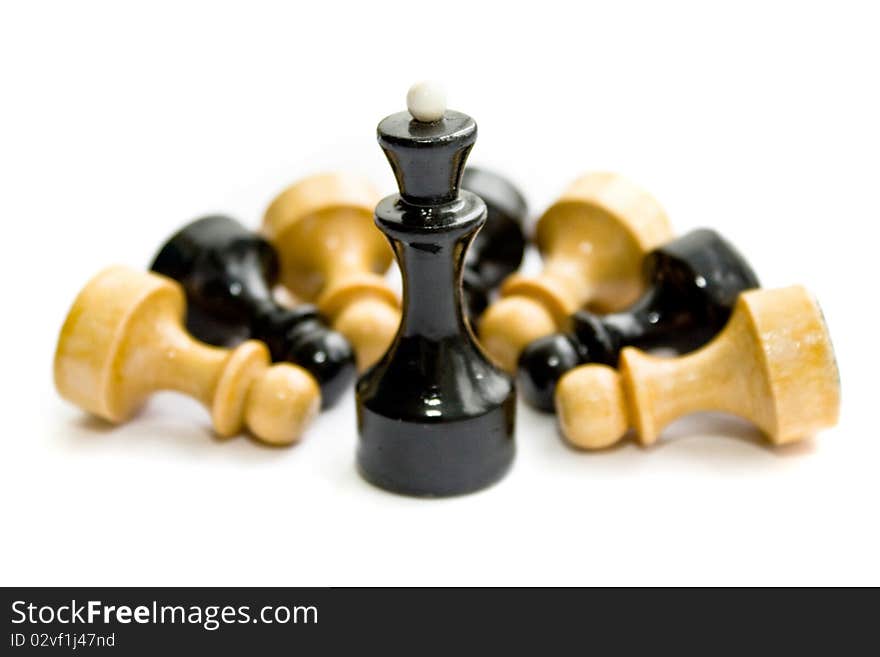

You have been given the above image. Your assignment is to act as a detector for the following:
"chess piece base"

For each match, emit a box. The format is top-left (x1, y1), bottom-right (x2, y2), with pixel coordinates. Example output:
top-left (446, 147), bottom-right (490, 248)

top-left (356, 398), bottom-right (515, 497)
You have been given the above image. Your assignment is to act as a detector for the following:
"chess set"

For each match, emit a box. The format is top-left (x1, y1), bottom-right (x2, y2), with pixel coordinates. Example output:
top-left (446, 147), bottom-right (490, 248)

top-left (53, 82), bottom-right (841, 497)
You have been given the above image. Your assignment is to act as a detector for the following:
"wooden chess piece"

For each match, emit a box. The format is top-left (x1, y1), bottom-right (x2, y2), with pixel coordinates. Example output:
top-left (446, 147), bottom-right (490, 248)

top-left (356, 82), bottom-right (516, 497)
top-left (517, 228), bottom-right (760, 411)
top-left (262, 172), bottom-right (400, 371)
top-left (54, 266), bottom-right (320, 445)
top-left (478, 172), bottom-right (673, 371)
top-left (556, 286), bottom-right (840, 449)
top-left (151, 215), bottom-right (356, 407)
top-left (460, 167), bottom-right (528, 318)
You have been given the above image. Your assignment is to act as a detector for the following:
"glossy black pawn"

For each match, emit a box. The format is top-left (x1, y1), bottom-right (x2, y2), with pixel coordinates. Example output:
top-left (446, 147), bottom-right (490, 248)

top-left (460, 167), bottom-right (528, 318)
top-left (517, 228), bottom-right (760, 411)
top-left (150, 215), bottom-right (355, 408)
top-left (356, 106), bottom-right (516, 497)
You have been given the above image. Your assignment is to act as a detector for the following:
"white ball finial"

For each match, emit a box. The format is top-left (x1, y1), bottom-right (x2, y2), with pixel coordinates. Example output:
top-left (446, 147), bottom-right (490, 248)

top-left (406, 81), bottom-right (446, 123)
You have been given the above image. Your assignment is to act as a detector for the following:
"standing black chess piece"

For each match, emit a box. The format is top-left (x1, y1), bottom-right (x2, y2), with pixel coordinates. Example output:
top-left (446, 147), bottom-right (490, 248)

top-left (517, 228), bottom-right (760, 411)
top-left (356, 91), bottom-right (516, 497)
top-left (460, 167), bottom-right (527, 318)
top-left (151, 215), bottom-right (356, 408)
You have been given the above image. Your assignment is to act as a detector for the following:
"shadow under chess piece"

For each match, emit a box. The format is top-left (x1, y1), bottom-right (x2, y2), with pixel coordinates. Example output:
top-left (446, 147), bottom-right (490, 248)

top-left (518, 228), bottom-right (760, 411)
top-left (478, 172), bottom-right (674, 371)
top-left (356, 83), bottom-right (516, 497)
top-left (555, 286), bottom-right (840, 449)
top-left (460, 167), bottom-right (528, 319)
top-left (151, 215), bottom-right (355, 408)
top-left (54, 266), bottom-right (320, 445)
top-left (262, 172), bottom-right (400, 371)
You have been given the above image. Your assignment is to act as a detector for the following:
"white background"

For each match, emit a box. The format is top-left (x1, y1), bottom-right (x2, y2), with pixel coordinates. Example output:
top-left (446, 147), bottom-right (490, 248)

top-left (1, 1), bottom-right (877, 586)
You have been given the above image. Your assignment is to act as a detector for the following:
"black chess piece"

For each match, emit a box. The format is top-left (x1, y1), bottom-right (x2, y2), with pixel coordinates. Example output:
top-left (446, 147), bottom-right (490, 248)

top-left (151, 215), bottom-right (356, 408)
top-left (355, 92), bottom-right (516, 497)
top-left (517, 228), bottom-right (760, 412)
top-left (460, 167), bottom-right (527, 318)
